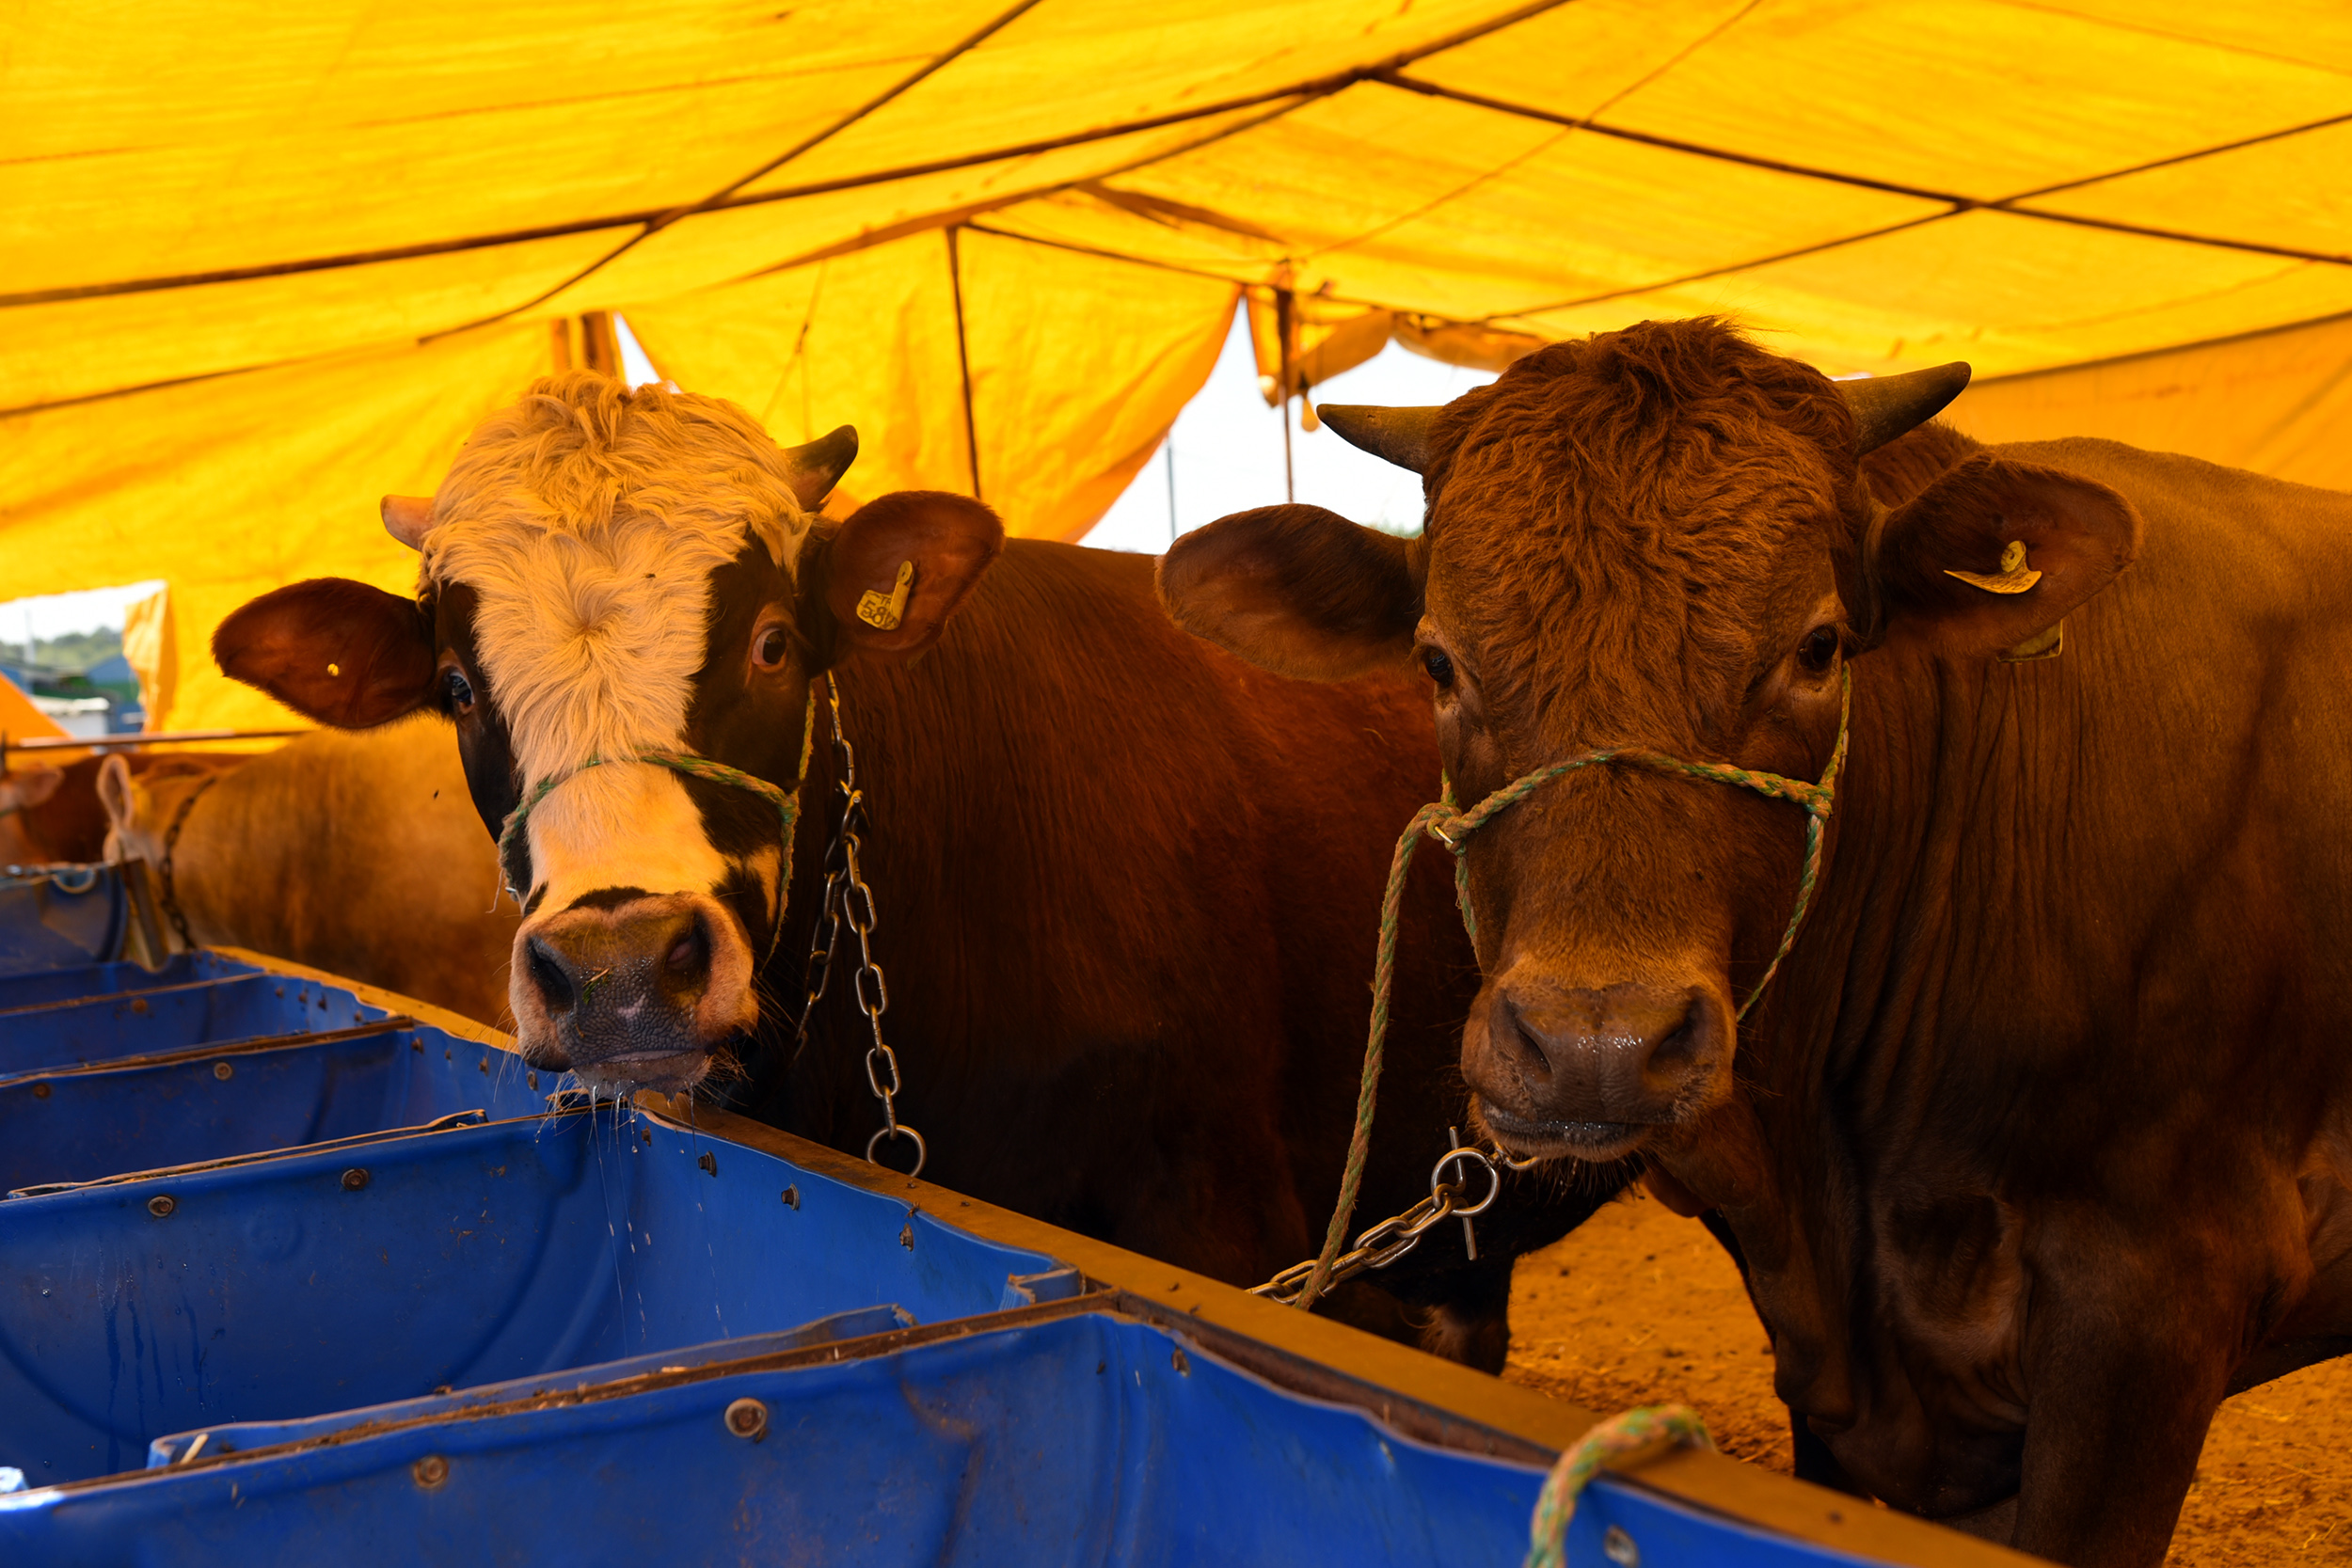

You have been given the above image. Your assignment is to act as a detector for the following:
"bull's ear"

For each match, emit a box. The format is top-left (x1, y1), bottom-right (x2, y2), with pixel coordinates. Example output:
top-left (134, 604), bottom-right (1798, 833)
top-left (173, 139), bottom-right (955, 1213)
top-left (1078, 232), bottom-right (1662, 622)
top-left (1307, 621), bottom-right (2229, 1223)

top-left (818, 491), bottom-right (1004, 662)
top-left (1157, 505), bottom-right (1420, 681)
top-left (1868, 455), bottom-right (2142, 658)
top-left (214, 578), bottom-right (438, 727)
top-left (95, 754), bottom-right (142, 861)
top-left (5, 767), bottom-right (64, 812)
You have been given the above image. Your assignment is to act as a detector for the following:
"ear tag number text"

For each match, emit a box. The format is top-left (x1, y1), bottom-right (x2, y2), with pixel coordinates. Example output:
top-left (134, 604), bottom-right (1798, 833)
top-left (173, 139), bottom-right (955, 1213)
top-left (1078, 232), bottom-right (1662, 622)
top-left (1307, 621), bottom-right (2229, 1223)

top-left (856, 561), bottom-right (916, 631)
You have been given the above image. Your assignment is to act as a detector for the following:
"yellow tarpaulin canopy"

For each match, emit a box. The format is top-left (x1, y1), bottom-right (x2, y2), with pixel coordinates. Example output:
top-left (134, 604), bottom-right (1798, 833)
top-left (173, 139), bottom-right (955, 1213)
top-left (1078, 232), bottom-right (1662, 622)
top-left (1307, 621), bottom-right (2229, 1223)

top-left (6, 0), bottom-right (2349, 726)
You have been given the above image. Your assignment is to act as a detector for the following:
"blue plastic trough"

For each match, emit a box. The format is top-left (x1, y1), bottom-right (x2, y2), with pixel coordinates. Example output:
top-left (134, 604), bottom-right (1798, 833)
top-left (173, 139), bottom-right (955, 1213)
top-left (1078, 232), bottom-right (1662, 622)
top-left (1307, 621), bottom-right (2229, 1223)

top-left (0, 863), bottom-right (2030, 1566)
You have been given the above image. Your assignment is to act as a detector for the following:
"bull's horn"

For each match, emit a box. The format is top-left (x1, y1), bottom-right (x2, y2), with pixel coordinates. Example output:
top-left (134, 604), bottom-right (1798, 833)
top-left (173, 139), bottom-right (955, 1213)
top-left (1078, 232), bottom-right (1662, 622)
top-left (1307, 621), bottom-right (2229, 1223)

top-left (1841, 362), bottom-right (1972, 455)
top-left (1318, 404), bottom-right (1442, 475)
top-left (783, 424), bottom-right (859, 511)
top-left (381, 495), bottom-right (436, 550)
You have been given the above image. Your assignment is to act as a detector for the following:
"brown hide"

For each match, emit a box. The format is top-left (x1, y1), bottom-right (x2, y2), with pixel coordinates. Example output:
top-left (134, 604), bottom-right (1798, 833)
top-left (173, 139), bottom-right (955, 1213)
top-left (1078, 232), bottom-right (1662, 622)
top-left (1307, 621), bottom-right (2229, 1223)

top-left (4, 752), bottom-right (239, 864)
top-left (107, 724), bottom-right (518, 1025)
top-left (763, 540), bottom-right (1612, 1355)
top-left (1703, 436), bottom-right (2352, 1567)
top-left (1156, 321), bottom-right (2352, 1567)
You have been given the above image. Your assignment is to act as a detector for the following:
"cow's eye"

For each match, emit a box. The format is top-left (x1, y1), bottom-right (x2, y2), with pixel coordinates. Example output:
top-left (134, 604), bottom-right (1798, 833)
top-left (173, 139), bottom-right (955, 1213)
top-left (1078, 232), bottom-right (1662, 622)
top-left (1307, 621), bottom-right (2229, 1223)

top-left (442, 667), bottom-right (476, 715)
top-left (1422, 648), bottom-right (1455, 690)
top-left (752, 625), bottom-right (791, 670)
top-left (1797, 626), bottom-right (1840, 674)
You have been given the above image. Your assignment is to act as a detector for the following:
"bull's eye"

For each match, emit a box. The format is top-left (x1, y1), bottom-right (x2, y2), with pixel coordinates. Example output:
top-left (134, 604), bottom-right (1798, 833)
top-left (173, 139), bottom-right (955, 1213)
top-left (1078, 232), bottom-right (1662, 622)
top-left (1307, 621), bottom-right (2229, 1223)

top-left (752, 625), bottom-right (790, 671)
top-left (1422, 648), bottom-right (1455, 690)
top-left (441, 667), bottom-right (476, 715)
top-left (1797, 626), bottom-right (1841, 675)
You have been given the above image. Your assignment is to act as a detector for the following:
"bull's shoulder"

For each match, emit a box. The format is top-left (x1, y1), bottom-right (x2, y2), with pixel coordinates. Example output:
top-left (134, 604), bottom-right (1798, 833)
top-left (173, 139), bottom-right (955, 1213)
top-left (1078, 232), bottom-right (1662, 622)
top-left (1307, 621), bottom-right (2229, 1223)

top-left (953, 535), bottom-right (1433, 764)
top-left (1979, 437), bottom-right (2352, 520)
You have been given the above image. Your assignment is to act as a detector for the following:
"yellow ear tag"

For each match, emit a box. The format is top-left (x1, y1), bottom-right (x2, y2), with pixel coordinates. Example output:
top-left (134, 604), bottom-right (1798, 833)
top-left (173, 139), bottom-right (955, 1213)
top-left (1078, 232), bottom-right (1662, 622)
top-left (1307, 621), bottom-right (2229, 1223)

top-left (1945, 538), bottom-right (2042, 594)
top-left (855, 560), bottom-right (916, 631)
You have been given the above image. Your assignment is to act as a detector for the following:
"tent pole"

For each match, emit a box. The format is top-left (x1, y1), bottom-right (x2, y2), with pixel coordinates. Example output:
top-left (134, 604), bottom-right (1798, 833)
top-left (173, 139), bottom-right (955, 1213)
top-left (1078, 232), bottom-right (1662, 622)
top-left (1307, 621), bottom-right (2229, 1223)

top-left (1282, 396), bottom-right (1294, 502)
top-left (946, 226), bottom-right (982, 501)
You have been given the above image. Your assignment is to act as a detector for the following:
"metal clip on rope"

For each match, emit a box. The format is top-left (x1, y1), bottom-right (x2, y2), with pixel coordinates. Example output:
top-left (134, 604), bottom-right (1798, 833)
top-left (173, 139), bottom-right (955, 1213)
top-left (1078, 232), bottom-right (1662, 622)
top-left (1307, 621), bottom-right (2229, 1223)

top-left (1250, 1137), bottom-right (1506, 1306)
top-left (792, 676), bottom-right (926, 1180)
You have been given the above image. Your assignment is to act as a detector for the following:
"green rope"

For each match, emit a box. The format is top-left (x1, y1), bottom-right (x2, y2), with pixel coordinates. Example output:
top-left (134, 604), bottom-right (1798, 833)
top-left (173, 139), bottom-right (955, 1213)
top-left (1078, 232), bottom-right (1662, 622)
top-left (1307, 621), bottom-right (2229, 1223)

top-left (497, 689), bottom-right (820, 948)
top-left (1525, 1404), bottom-right (1714, 1568)
top-left (1292, 671), bottom-right (1851, 1312)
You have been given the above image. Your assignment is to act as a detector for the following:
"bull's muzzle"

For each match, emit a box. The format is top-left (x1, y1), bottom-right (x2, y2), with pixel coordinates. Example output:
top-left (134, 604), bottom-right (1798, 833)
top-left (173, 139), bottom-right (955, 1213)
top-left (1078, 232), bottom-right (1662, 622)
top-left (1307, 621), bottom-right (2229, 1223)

top-left (509, 891), bottom-right (757, 1090)
top-left (1467, 967), bottom-right (1730, 1160)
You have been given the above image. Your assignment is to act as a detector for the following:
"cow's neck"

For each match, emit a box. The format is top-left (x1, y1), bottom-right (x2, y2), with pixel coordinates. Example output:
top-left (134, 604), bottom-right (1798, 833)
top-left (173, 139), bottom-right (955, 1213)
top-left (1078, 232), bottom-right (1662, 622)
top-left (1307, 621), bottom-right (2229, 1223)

top-left (1659, 645), bottom-right (2055, 1478)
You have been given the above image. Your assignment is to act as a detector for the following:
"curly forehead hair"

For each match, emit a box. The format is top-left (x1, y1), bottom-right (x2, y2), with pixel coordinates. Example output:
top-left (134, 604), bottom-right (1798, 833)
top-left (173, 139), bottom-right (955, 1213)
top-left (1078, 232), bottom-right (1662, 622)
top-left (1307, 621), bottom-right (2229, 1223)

top-left (413, 372), bottom-right (820, 788)
top-left (423, 372), bottom-right (812, 581)
top-left (1419, 319), bottom-right (1862, 747)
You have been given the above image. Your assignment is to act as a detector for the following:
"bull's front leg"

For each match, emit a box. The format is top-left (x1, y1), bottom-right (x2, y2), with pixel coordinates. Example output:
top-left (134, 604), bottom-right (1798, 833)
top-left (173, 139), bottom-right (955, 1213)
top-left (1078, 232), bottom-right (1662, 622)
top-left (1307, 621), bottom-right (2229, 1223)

top-left (2008, 1241), bottom-right (2245, 1568)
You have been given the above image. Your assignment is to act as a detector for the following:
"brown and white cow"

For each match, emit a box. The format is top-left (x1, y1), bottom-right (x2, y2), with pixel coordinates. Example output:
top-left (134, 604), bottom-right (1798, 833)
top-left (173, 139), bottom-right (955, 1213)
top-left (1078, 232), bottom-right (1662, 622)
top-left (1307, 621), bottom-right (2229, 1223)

top-left (211, 372), bottom-right (1624, 1363)
top-left (1156, 318), bottom-right (2352, 1566)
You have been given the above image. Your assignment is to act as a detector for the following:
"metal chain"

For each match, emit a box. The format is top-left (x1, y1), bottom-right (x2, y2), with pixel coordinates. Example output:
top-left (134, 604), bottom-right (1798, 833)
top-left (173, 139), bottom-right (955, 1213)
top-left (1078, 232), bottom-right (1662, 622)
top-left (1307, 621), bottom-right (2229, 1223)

top-left (790, 676), bottom-right (926, 1179)
top-left (1249, 1132), bottom-right (1522, 1306)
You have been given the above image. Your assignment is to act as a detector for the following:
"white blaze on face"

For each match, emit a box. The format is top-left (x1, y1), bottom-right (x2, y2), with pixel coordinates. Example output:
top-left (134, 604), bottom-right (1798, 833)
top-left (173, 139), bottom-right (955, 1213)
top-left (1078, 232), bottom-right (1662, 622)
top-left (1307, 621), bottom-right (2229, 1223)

top-left (523, 765), bottom-right (733, 914)
top-left (411, 375), bottom-right (818, 1076)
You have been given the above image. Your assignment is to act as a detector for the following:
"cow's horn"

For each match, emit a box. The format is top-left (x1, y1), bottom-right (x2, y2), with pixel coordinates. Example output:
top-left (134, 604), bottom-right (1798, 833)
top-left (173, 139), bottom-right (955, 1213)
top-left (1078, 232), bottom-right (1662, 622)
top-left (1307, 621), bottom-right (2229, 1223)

top-left (1840, 362), bottom-right (1972, 455)
top-left (381, 495), bottom-right (435, 550)
top-left (1318, 405), bottom-right (1442, 475)
top-left (783, 424), bottom-right (860, 511)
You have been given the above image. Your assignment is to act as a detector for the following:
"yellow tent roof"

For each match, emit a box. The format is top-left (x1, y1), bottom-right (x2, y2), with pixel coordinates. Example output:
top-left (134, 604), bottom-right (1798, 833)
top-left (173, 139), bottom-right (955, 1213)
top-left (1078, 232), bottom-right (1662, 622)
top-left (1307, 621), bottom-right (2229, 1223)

top-left (7, 0), bottom-right (2350, 725)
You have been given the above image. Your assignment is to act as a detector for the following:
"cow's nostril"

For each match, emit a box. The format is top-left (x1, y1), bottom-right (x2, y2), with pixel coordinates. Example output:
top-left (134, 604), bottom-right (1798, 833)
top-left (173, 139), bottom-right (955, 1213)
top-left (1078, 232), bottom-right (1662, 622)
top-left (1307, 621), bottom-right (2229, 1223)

top-left (528, 938), bottom-right (576, 1014)
top-left (1490, 993), bottom-right (1555, 1083)
top-left (665, 922), bottom-right (707, 976)
top-left (1650, 1012), bottom-right (1702, 1071)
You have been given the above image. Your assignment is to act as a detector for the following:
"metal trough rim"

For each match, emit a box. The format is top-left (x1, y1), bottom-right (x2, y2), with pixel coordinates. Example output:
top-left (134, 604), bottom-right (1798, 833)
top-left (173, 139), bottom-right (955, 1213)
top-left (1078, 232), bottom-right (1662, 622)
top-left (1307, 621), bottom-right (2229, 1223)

top-left (0, 970), bottom-right (300, 1021)
top-left (61, 1293), bottom-right (1112, 1494)
top-left (0, 1014), bottom-right (419, 1092)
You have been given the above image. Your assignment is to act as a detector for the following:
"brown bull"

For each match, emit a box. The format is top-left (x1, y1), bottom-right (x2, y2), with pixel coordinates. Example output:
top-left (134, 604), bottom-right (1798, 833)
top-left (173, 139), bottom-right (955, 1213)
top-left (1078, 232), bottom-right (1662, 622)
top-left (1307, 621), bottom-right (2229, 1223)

top-left (1157, 317), bottom-right (2352, 1566)
top-left (209, 373), bottom-right (1622, 1364)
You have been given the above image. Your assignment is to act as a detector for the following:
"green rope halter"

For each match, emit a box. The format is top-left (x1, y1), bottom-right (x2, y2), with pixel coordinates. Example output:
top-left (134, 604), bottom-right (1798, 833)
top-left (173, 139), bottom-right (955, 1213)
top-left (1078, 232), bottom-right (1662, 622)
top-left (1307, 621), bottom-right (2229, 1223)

top-left (496, 690), bottom-right (818, 948)
top-left (1294, 669), bottom-right (1851, 1311)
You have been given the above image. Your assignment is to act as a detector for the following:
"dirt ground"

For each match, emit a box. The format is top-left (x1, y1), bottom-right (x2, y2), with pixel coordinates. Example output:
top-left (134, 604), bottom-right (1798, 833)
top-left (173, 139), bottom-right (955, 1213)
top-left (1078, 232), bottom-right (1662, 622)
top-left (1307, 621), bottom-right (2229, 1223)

top-left (1504, 1190), bottom-right (2352, 1565)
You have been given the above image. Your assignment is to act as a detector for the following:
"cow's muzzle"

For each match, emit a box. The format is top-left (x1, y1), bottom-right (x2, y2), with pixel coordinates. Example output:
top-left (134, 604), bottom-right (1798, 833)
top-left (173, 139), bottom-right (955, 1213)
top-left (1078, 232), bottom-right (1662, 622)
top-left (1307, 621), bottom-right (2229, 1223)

top-left (509, 891), bottom-right (758, 1090)
top-left (1465, 966), bottom-right (1730, 1161)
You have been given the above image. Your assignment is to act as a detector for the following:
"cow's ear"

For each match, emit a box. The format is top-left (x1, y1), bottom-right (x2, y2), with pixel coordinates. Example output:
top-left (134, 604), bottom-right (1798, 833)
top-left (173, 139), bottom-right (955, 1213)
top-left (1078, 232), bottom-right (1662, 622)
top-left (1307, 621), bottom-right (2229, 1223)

top-left (1868, 455), bottom-right (2142, 658)
top-left (5, 767), bottom-right (64, 812)
top-left (214, 578), bottom-right (438, 727)
top-left (95, 754), bottom-right (143, 861)
top-left (817, 491), bottom-right (1005, 663)
top-left (1158, 504), bottom-right (1421, 681)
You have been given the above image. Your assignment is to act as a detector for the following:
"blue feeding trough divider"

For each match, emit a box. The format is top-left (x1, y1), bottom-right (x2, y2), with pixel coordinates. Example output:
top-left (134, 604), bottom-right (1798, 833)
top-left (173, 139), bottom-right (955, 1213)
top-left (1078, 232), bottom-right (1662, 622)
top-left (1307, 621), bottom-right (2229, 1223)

top-left (0, 974), bottom-right (386, 1077)
top-left (0, 1108), bottom-right (1063, 1484)
top-left (143, 1301), bottom-right (920, 1463)
top-left (0, 952), bottom-right (247, 1012)
top-left (0, 883), bottom-right (2014, 1567)
top-left (0, 1022), bottom-right (548, 1195)
top-left (0, 867), bottom-right (140, 975)
top-left (0, 1311), bottom-right (1882, 1568)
